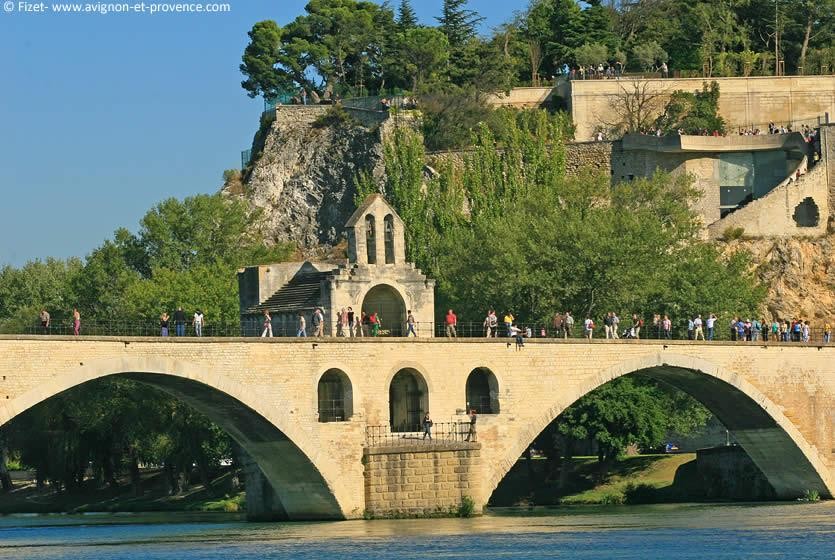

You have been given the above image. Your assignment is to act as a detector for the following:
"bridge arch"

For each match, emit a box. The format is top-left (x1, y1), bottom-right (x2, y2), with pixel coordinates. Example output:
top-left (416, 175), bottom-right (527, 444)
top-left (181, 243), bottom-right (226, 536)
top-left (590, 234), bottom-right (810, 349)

top-left (486, 352), bottom-right (834, 503)
top-left (0, 356), bottom-right (347, 520)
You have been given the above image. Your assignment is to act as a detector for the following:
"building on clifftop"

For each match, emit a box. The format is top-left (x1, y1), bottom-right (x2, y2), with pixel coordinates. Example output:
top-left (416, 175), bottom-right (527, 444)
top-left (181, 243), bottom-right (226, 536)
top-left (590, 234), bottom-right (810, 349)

top-left (238, 194), bottom-right (435, 337)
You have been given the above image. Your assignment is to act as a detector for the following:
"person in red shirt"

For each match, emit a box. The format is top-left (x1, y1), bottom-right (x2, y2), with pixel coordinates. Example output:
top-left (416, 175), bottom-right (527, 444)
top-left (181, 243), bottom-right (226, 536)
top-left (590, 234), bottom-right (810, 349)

top-left (445, 309), bottom-right (457, 338)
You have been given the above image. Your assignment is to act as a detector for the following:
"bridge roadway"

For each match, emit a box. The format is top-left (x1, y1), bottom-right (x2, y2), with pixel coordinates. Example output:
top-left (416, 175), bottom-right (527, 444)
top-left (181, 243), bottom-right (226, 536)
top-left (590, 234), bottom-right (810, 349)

top-left (0, 336), bottom-right (832, 519)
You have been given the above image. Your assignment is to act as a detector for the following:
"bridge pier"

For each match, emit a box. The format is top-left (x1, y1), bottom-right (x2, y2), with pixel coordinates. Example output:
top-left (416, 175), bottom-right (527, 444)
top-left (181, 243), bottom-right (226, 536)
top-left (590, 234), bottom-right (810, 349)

top-left (363, 442), bottom-right (483, 518)
top-left (240, 452), bottom-right (288, 521)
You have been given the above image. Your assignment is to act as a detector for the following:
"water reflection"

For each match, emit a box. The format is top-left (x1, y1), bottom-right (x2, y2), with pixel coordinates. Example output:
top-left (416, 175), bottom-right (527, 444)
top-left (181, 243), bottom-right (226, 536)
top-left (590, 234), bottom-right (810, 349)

top-left (0, 503), bottom-right (832, 560)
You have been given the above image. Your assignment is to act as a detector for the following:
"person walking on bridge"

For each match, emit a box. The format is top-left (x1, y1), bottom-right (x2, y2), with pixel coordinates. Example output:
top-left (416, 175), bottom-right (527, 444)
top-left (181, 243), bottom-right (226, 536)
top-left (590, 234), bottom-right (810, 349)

top-left (173, 307), bottom-right (186, 337)
top-left (564, 312), bottom-right (574, 338)
top-left (297, 313), bottom-right (307, 337)
top-left (694, 315), bottom-right (705, 341)
top-left (261, 310), bottom-right (272, 338)
top-left (422, 412), bottom-right (433, 440)
top-left (465, 409), bottom-right (477, 442)
top-left (484, 309), bottom-right (498, 338)
top-left (312, 308), bottom-right (324, 337)
top-left (160, 312), bottom-right (170, 337)
top-left (72, 308), bottom-right (81, 336)
top-left (445, 309), bottom-right (458, 338)
top-left (193, 310), bottom-right (204, 337)
top-left (406, 309), bottom-right (417, 337)
top-left (39, 309), bottom-right (50, 335)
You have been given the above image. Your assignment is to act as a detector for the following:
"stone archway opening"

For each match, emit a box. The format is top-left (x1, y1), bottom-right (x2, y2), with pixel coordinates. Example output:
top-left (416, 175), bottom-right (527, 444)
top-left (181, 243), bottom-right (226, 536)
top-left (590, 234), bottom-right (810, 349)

top-left (362, 284), bottom-right (406, 336)
top-left (488, 365), bottom-right (831, 507)
top-left (389, 368), bottom-right (429, 432)
top-left (317, 369), bottom-right (353, 422)
top-left (0, 372), bottom-right (345, 521)
top-left (466, 368), bottom-right (500, 414)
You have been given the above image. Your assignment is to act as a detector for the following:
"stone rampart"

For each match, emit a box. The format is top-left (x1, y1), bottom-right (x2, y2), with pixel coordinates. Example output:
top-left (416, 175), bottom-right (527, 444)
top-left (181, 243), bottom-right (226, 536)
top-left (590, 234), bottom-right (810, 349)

top-left (363, 442), bottom-right (481, 517)
top-left (493, 77), bottom-right (835, 141)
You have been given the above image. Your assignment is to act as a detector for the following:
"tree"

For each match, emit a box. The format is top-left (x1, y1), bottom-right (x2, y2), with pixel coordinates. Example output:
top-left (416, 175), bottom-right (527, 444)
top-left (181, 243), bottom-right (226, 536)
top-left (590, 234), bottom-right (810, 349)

top-left (397, 0), bottom-right (418, 30)
top-left (400, 28), bottom-right (450, 91)
top-left (436, 0), bottom-right (483, 50)
top-left (656, 81), bottom-right (726, 135)
top-left (632, 41), bottom-right (668, 71)
top-left (603, 79), bottom-right (669, 136)
top-left (240, 20), bottom-right (285, 99)
top-left (574, 42), bottom-right (609, 67)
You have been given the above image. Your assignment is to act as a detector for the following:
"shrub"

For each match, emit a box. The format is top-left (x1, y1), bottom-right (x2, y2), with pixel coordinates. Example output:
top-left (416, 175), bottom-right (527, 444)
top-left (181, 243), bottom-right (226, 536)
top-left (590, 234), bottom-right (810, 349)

top-left (800, 489), bottom-right (820, 502)
top-left (600, 493), bottom-right (625, 505)
top-left (312, 105), bottom-right (356, 129)
top-left (458, 495), bottom-right (476, 517)
top-left (624, 483), bottom-right (659, 504)
top-left (721, 227), bottom-right (746, 241)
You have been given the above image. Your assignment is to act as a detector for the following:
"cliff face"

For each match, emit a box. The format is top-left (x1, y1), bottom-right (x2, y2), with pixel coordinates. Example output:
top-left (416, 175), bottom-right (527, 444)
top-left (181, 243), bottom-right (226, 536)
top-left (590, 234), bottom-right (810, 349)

top-left (722, 234), bottom-right (835, 323)
top-left (238, 106), bottom-right (386, 251)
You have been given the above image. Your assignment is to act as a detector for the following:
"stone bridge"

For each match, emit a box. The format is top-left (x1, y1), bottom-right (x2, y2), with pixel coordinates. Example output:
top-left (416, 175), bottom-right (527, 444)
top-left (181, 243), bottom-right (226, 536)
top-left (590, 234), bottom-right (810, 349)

top-left (0, 336), bottom-right (832, 519)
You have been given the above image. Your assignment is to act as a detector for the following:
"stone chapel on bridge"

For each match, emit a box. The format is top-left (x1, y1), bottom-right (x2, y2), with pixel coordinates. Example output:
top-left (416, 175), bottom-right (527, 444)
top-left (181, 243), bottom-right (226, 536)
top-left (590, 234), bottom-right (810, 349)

top-left (238, 194), bottom-right (435, 337)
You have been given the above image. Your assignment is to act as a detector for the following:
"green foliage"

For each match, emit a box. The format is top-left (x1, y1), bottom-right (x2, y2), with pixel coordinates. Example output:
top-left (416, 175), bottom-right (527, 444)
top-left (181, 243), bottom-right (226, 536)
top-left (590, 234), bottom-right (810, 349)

top-left (633, 41), bottom-right (668, 71)
top-left (801, 489), bottom-right (821, 502)
top-left (623, 482), bottom-right (659, 504)
top-left (574, 43), bottom-right (609, 67)
top-left (397, 0), bottom-right (418, 31)
top-left (239, 20), bottom-right (285, 99)
top-left (312, 105), bottom-right (357, 129)
top-left (721, 226), bottom-right (746, 241)
top-left (399, 28), bottom-right (450, 91)
top-left (656, 81), bottom-right (726, 135)
top-left (420, 90), bottom-right (494, 151)
top-left (457, 495), bottom-right (476, 517)
top-left (0, 258), bottom-right (83, 332)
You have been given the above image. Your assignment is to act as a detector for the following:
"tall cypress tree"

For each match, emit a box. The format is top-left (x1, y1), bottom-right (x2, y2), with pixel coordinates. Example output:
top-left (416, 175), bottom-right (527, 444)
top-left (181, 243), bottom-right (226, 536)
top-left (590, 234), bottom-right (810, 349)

top-left (398, 0), bottom-right (418, 30)
top-left (436, 0), bottom-right (484, 49)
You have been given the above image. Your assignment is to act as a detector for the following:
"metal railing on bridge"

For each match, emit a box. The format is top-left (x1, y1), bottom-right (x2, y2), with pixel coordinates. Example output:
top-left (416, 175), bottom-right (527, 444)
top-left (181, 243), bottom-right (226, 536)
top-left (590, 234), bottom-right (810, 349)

top-left (7, 319), bottom-right (833, 345)
top-left (365, 422), bottom-right (476, 447)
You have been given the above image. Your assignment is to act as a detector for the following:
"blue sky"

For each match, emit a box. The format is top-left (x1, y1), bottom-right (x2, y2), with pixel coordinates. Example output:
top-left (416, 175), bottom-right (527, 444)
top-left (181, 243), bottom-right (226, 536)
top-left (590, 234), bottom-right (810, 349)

top-left (0, 1), bottom-right (521, 267)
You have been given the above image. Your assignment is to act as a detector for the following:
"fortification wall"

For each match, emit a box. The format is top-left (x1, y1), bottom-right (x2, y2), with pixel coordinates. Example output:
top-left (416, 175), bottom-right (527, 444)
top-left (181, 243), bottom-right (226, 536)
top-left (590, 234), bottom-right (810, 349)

top-left (363, 443), bottom-right (481, 517)
top-left (508, 77), bottom-right (835, 141)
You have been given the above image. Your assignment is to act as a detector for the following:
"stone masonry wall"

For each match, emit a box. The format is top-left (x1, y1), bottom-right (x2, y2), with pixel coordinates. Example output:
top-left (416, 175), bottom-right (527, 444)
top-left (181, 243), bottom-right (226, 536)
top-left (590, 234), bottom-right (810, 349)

top-left (363, 443), bottom-right (481, 517)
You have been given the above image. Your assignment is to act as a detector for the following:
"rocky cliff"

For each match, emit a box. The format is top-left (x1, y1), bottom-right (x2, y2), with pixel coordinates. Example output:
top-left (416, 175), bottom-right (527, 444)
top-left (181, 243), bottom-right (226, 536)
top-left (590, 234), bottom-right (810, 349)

top-left (721, 234), bottom-right (835, 323)
top-left (234, 106), bottom-right (386, 251)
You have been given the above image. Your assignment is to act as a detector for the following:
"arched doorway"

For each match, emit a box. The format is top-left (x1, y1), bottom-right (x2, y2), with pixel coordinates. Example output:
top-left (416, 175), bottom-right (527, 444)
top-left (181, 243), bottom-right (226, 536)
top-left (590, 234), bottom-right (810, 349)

top-left (318, 369), bottom-right (353, 422)
top-left (466, 368), bottom-right (500, 414)
top-left (389, 368), bottom-right (429, 432)
top-left (362, 284), bottom-right (406, 336)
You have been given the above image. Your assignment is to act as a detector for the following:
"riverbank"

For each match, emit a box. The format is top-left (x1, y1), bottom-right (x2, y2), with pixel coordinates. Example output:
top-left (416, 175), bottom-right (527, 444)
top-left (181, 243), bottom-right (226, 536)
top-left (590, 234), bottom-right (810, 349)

top-left (490, 453), bottom-right (730, 506)
top-left (0, 468), bottom-right (245, 515)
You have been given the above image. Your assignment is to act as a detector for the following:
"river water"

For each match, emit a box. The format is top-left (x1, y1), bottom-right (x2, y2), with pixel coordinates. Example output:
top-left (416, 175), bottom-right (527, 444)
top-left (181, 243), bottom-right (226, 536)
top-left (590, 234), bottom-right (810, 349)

top-left (0, 502), bottom-right (832, 559)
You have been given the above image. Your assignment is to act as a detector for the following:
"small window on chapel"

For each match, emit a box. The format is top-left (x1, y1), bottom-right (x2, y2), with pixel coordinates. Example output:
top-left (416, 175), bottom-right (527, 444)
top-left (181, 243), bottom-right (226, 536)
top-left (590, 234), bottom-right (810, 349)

top-left (384, 215), bottom-right (395, 264)
top-left (365, 215), bottom-right (376, 264)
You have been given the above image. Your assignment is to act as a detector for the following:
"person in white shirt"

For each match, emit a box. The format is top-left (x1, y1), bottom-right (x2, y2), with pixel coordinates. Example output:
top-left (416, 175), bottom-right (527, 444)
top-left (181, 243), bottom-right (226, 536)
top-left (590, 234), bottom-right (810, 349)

top-left (193, 310), bottom-right (204, 337)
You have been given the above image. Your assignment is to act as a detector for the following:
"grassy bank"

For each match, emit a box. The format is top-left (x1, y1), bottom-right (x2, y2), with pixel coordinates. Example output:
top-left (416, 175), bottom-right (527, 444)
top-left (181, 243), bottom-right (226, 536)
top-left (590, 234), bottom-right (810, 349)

top-left (490, 454), bottom-right (702, 506)
top-left (0, 469), bottom-right (245, 515)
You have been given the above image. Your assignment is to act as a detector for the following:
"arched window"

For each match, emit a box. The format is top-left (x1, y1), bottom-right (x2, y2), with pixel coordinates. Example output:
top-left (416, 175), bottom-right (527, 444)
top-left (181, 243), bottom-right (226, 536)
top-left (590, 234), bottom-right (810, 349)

top-left (389, 368), bottom-right (429, 432)
top-left (365, 215), bottom-right (377, 264)
top-left (384, 214), bottom-right (395, 264)
top-left (465, 368), bottom-right (500, 414)
top-left (318, 369), bottom-right (353, 422)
